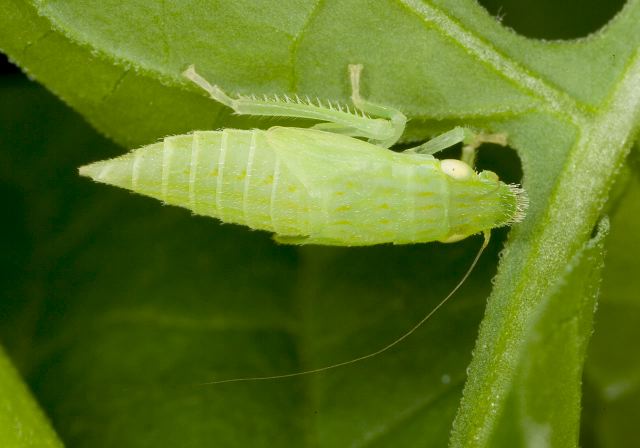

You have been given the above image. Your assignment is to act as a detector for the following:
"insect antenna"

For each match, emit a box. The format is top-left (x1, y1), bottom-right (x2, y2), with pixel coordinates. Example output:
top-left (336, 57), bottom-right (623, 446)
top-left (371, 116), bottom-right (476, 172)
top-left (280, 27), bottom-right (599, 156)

top-left (199, 231), bottom-right (491, 386)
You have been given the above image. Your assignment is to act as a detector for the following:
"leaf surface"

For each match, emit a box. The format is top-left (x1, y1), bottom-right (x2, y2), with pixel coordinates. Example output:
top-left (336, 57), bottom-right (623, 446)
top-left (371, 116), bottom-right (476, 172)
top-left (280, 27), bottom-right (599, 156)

top-left (1, 0), bottom-right (640, 447)
top-left (0, 345), bottom-right (62, 448)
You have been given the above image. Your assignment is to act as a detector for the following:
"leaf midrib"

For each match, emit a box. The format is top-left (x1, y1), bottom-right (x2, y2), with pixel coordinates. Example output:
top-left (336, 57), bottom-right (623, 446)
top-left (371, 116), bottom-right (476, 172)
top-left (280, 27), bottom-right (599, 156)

top-left (450, 47), bottom-right (640, 447)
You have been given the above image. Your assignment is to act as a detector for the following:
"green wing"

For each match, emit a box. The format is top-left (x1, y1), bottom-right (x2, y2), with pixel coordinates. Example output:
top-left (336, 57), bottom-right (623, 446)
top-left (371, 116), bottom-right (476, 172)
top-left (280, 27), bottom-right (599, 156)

top-left (265, 126), bottom-right (396, 190)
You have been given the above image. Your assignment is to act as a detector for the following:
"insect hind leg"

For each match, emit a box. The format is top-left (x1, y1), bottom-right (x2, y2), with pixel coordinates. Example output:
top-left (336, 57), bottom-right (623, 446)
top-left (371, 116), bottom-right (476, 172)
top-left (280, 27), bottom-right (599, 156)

top-left (183, 65), bottom-right (237, 109)
top-left (185, 65), bottom-right (334, 118)
top-left (184, 64), bottom-right (375, 127)
top-left (348, 64), bottom-right (407, 147)
top-left (183, 64), bottom-right (406, 148)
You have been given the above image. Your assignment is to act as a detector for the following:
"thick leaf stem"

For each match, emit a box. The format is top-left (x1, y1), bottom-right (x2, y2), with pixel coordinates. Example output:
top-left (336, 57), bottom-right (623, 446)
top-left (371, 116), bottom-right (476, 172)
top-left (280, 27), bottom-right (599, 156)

top-left (450, 49), bottom-right (640, 446)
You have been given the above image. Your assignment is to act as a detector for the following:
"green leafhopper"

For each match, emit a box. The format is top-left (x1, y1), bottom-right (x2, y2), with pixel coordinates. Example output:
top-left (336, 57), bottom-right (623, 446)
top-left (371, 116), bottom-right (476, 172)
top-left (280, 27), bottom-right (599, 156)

top-left (79, 65), bottom-right (527, 246)
top-left (78, 65), bottom-right (529, 383)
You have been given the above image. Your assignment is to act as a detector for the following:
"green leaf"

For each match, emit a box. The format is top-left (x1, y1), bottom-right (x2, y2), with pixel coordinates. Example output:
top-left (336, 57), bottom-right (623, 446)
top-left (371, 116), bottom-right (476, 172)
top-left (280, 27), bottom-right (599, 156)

top-left (2, 0), bottom-right (640, 447)
top-left (486, 219), bottom-right (608, 446)
top-left (0, 0), bottom-right (223, 148)
top-left (582, 172), bottom-right (640, 447)
top-left (0, 345), bottom-right (62, 448)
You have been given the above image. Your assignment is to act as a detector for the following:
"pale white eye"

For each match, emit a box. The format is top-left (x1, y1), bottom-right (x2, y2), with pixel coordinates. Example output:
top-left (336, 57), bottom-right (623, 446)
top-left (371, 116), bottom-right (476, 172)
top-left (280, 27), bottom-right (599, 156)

top-left (441, 159), bottom-right (473, 180)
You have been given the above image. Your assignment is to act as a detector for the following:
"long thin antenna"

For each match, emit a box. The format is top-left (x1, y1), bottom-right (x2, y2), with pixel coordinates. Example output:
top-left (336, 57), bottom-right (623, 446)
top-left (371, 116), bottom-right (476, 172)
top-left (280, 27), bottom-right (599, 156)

top-left (200, 231), bottom-right (491, 386)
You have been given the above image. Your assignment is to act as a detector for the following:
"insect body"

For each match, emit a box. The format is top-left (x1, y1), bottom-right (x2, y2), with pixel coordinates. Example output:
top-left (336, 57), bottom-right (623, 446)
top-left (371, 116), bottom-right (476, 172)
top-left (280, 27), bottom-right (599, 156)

top-left (80, 65), bottom-right (527, 246)
top-left (78, 65), bottom-right (529, 383)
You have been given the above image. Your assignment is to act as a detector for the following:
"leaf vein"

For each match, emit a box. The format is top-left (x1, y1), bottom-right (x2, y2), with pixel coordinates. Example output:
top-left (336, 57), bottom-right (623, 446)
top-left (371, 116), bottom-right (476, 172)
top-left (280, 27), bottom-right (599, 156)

top-left (398, 0), bottom-right (585, 121)
top-left (289, 0), bottom-right (324, 92)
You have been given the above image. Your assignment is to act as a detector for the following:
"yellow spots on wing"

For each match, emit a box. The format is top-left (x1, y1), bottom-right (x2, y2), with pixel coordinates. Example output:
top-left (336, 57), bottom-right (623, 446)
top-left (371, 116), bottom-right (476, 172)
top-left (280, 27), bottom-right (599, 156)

top-left (379, 218), bottom-right (390, 225)
top-left (288, 185), bottom-right (297, 193)
top-left (335, 205), bottom-right (351, 212)
top-left (334, 191), bottom-right (346, 196)
top-left (211, 168), bottom-right (219, 176)
top-left (379, 203), bottom-right (390, 210)
top-left (417, 191), bottom-right (435, 198)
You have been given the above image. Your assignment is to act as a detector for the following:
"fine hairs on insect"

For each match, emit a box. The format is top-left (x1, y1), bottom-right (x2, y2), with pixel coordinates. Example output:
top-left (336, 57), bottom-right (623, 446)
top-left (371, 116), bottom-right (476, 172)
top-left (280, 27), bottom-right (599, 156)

top-left (79, 64), bottom-right (528, 384)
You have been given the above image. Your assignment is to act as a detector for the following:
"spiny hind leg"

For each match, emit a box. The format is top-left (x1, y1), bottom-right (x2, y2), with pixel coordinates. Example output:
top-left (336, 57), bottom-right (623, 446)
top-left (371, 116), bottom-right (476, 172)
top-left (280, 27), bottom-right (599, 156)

top-left (347, 64), bottom-right (406, 147)
top-left (184, 65), bottom-right (324, 117)
top-left (183, 64), bottom-right (402, 144)
top-left (313, 64), bottom-right (408, 146)
top-left (309, 122), bottom-right (363, 136)
top-left (183, 65), bottom-right (238, 109)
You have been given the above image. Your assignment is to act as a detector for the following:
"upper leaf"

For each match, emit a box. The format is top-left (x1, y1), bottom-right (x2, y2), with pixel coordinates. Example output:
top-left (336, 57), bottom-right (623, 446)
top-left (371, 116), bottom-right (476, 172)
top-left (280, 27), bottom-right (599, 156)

top-left (0, 0), bottom-right (637, 149)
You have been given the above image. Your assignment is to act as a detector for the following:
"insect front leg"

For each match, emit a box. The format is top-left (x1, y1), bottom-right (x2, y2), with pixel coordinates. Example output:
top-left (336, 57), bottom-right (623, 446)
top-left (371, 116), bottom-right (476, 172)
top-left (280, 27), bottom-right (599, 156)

top-left (403, 127), bottom-right (469, 156)
top-left (404, 127), bottom-right (508, 169)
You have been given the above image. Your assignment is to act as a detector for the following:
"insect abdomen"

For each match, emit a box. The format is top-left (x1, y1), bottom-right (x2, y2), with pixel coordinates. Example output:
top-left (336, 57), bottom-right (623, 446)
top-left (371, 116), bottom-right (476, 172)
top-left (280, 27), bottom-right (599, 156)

top-left (80, 129), bottom-right (313, 235)
top-left (314, 157), bottom-right (449, 245)
top-left (81, 127), bottom-right (524, 246)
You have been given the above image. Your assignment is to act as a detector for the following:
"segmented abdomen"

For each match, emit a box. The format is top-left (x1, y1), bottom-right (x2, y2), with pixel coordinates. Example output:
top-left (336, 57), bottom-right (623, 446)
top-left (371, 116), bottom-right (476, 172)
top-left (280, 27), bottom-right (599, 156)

top-left (81, 128), bottom-right (457, 245)
top-left (314, 155), bottom-right (450, 245)
top-left (86, 129), bottom-right (312, 235)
